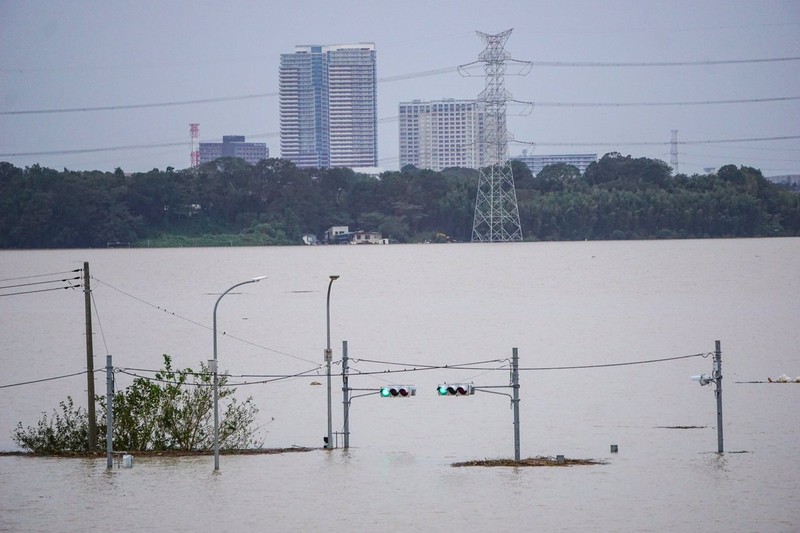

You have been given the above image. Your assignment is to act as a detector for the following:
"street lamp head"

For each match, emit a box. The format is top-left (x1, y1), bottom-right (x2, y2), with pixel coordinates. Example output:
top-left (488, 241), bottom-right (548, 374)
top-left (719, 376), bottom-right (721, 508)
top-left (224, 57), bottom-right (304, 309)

top-left (252, 275), bottom-right (267, 282)
top-left (329, 275), bottom-right (340, 281)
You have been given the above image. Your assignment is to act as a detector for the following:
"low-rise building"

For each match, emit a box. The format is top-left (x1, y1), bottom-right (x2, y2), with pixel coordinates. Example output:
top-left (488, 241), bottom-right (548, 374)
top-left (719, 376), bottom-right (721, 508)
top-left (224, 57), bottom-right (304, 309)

top-left (349, 230), bottom-right (383, 244)
top-left (199, 135), bottom-right (268, 165)
top-left (324, 226), bottom-right (350, 243)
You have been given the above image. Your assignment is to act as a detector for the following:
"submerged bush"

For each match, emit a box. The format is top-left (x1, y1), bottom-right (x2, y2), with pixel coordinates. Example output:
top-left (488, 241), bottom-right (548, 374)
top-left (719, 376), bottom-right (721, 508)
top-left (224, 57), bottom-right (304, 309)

top-left (12, 397), bottom-right (92, 453)
top-left (12, 355), bottom-right (263, 453)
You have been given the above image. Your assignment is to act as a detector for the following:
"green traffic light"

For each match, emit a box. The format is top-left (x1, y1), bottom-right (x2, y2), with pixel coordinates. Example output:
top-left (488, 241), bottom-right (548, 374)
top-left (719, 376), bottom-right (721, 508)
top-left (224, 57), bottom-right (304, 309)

top-left (380, 387), bottom-right (391, 397)
top-left (437, 386), bottom-right (448, 396)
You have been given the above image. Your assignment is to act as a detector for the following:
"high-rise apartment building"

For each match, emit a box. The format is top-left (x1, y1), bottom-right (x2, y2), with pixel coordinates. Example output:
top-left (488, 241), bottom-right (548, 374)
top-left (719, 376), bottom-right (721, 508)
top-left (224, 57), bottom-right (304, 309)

top-left (399, 99), bottom-right (485, 171)
top-left (199, 135), bottom-right (268, 165)
top-left (279, 43), bottom-right (377, 169)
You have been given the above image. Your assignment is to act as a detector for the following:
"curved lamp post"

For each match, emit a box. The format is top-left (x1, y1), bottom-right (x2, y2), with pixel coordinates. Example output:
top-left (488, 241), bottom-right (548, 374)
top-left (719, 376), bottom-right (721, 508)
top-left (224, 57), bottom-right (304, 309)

top-left (325, 275), bottom-right (339, 449)
top-left (213, 275), bottom-right (266, 471)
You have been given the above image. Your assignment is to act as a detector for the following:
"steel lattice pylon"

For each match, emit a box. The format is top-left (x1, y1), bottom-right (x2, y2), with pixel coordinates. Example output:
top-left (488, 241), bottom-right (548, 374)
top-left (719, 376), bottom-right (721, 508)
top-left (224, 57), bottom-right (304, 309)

top-left (469, 29), bottom-right (523, 242)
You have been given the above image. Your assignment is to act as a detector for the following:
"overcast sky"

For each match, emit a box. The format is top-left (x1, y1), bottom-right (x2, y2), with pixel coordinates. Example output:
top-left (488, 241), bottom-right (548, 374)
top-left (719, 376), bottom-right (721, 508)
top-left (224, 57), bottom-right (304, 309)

top-left (1, 0), bottom-right (798, 176)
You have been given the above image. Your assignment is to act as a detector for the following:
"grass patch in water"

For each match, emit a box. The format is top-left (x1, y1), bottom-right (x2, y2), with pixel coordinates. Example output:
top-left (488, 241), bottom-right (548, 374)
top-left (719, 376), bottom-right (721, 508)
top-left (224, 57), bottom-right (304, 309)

top-left (452, 455), bottom-right (606, 467)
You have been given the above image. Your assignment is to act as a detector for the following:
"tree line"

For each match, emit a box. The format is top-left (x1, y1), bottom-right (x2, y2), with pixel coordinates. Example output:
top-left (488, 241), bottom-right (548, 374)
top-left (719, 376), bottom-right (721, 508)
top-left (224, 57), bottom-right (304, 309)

top-left (1, 152), bottom-right (798, 249)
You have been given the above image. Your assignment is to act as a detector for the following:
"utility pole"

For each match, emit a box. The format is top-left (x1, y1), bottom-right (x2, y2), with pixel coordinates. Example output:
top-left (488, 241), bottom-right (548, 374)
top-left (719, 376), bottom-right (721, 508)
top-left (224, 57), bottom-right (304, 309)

top-left (511, 347), bottom-right (520, 462)
top-left (106, 355), bottom-right (114, 469)
top-left (342, 340), bottom-right (350, 449)
top-left (690, 339), bottom-right (725, 453)
top-left (714, 340), bottom-right (723, 453)
top-left (83, 262), bottom-right (97, 450)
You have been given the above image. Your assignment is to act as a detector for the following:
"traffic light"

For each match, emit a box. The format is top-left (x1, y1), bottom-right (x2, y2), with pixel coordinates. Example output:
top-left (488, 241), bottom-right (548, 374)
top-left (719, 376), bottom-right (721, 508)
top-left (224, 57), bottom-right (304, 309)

top-left (379, 385), bottom-right (416, 398)
top-left (436, 383), bottom-right (475, 396)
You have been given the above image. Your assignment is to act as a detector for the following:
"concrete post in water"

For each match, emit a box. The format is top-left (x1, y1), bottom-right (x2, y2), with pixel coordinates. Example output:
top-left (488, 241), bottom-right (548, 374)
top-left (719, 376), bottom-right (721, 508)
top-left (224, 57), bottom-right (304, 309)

top-left (106, 355), bottom-right (114, 469)
top-left (512, 347), bottom-right (520, 462)
top-left (714, 340), bottom-right (723, 453)
top-left (83, 262), bottom-right (97, 450)
top-left (342, 340), bottom-right (350, 449)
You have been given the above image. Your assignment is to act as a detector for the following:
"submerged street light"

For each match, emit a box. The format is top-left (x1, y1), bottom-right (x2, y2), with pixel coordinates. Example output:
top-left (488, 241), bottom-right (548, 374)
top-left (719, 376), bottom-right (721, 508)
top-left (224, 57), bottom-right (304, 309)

top-left (325, 275), bottom-right (339, 449)
top-left (212, 275), bottom-right (266, 471)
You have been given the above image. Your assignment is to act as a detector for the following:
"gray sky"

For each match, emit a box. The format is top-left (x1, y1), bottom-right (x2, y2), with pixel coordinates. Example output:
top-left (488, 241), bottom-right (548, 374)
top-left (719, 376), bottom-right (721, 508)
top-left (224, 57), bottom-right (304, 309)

top-left (1, 0), bottom-right (798, 176)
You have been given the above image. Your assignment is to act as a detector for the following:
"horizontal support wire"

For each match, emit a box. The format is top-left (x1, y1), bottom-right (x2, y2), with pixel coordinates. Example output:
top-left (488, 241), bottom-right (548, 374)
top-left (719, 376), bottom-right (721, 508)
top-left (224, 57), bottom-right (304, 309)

top-left (0, 352), bottom-right (709, 390)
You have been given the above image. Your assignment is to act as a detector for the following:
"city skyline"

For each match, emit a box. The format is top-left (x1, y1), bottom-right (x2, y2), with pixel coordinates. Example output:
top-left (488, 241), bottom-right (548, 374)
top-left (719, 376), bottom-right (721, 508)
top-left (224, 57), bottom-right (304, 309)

top-left (1, 0), bottom-right (798, 176)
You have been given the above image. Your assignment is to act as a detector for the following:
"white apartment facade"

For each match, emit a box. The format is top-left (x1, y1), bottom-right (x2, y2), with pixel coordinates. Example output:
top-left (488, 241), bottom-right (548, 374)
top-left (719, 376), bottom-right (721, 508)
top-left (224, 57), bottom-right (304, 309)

top-left (399, 99), bottom-right (485, 171)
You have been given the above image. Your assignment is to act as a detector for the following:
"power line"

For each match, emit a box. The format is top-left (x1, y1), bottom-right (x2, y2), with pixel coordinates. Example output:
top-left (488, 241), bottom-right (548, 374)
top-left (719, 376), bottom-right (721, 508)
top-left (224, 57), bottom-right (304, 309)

top-left (346, 352), bottom-right (708, 376)
top-left (0, 269), bottom-right (81, 283)
top-left (3, 55), bottom-right (798, 116)
top-left (92, 276), bottom-right (318, 365)
top-left (531, 56), bottom-right (800, 67)
top-left (90, 291), bottom-right (111, 356)
top-left (354, 357), bottom-right (506, 369)
top-left (0, 132), bottom-right (280, 158)
top-left (115, 366), bottom-right (322, 387)
top-left (0, 370), bottom-right (98, 389)
top-left (0, 140), bottom-right (189, 157)
top-left (529, 96), bottom-right (800, 108)
top-left (529, 134), bottom-right (800, 148)
top-left (519, 352), bottom-right (708, 371)
top-left (378, 94), bottom-right (800, 124)
top-left (5, 133), bottom-right (797, 160)
top-left (0, 285), bottom-right (82, 297)
top-left (0, 276), bottom-right (81, 291)
top-left (0, 92), bottom-right (279, 116)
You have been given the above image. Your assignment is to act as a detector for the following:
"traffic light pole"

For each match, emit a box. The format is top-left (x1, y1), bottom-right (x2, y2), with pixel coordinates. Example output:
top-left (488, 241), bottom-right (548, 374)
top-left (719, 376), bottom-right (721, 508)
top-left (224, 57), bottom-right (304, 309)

top-left (472, 347), bottom-right (521, 462)
top-left (342, 340), bottom-right (350, 449)
top-left (714, 340), bottom-right (723, 454)
top-left (512, 347), bottom-right (520, 462)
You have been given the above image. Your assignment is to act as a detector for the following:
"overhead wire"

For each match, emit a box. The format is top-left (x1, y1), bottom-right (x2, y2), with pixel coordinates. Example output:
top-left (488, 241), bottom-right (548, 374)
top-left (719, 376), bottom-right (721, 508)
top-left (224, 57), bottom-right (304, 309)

top-left (519, 352), bottom-right (708, 371)
top-left (115, 366), bottom-right (323, 387)
top-left (526, 96), bottom-right (800, 108)
top-left (345, 352), bottom-right (708, 376)
top-left (0, 275), bottom-right (81, 291)
top-left (0, 370), bottom-right (100, 389)
top-left (1, 352), bottom-right (710, 390)
top-left (90, 290), bottom-right (111, 356)
top-left (3, 55), bottom-right (799, 116)
top-left (0, 285), bottom-right (82, 297)
top-left (0, 93), bottom-right (279, 115)
top-left (92, 276), bottom-right (319, 365)
top-left (0, 269), bottom-right (81, 283)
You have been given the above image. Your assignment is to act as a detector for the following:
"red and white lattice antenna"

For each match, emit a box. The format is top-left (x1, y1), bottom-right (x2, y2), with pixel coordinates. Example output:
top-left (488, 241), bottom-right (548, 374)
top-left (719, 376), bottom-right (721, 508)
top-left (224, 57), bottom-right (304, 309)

top-left (190, 123), bottom-right (200, 167)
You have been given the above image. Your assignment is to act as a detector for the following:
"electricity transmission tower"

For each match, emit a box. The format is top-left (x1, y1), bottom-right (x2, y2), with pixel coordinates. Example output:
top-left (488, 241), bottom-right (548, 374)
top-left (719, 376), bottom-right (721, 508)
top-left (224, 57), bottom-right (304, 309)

top-left (461, 29), bottom-right (530, 242)
top-left (670, 129), bottom-right (679, 174)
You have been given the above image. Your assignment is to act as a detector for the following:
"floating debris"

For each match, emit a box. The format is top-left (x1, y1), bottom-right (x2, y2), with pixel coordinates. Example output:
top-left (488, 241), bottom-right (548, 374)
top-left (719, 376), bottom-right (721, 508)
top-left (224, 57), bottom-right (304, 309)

top-left (767, 374), bottom-right (800, 383)
top-left (452, 456), bottom-right (606, 467)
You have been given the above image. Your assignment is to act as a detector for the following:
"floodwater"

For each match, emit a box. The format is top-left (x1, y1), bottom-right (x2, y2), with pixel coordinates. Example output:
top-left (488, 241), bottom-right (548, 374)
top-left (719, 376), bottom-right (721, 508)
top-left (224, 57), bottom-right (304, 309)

top-left (1, 239), bottom-right (798, 531)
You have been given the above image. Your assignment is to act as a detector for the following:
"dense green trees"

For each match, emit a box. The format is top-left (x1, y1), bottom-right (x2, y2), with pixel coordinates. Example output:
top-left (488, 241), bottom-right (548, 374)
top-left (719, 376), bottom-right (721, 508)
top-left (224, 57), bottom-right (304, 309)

top-left (12, 355), bottom-right (261, 453)
top-left (1, 153), bottom-right (798, 248)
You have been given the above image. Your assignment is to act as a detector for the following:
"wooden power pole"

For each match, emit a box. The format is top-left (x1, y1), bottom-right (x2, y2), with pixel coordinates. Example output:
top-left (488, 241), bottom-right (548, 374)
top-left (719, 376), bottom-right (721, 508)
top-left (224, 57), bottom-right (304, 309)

top-left (84, 262), bottom-right (97, 449)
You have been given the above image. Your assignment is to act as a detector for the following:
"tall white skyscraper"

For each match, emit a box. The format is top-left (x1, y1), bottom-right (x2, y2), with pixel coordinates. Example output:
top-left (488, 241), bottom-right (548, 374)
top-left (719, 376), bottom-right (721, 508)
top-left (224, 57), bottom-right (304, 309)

top-left (279, 43), bottom-right (377, 169)
top-left (399, 99), bottom-right (485, 171)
